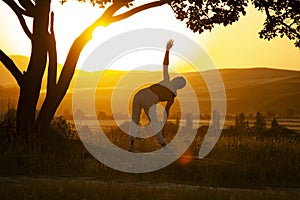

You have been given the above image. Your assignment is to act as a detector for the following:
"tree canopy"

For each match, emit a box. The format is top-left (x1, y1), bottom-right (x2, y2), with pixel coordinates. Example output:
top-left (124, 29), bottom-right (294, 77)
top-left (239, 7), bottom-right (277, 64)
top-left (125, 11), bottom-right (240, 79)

top-left (252, 0), bottom-right (300, 48)
top-left (70, 0), bottom-right (300, 47)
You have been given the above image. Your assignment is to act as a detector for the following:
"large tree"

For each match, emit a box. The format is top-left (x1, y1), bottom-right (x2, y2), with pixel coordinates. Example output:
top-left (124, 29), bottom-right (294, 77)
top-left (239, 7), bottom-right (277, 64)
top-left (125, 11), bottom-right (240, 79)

top-left (0, 0), bottom-right (299, 145)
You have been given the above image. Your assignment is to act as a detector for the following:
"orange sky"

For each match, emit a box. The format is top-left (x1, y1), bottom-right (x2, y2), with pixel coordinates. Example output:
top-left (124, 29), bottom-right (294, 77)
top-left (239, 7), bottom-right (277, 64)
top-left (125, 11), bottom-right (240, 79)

top-left (0, 1), bottom-right (299, 71)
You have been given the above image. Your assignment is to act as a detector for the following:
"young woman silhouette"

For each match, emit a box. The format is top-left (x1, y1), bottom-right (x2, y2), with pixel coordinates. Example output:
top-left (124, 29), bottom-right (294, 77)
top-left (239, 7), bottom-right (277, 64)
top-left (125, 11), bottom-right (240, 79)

top-left (129, 39), bottom-right (186, 152)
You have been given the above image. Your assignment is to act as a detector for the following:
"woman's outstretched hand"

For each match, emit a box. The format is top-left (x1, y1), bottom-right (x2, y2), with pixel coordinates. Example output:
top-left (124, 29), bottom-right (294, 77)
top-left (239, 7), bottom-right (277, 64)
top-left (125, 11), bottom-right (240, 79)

top-left (166, 39), bottom-right (174, 51)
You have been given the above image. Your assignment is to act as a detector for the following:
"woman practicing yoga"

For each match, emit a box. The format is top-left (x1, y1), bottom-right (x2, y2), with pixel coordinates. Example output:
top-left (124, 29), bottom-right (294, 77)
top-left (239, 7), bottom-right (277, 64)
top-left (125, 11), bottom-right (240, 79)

top-left (129, 39), bottom-right (186, 152)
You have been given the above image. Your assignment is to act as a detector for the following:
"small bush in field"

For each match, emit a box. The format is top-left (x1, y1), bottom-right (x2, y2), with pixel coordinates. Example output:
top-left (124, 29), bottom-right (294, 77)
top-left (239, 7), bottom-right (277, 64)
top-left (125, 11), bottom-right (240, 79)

top-left (0, 109), bottom-right (17, 145)
top-left (0, 108), bottom-right (17, 134)
top-left (50, 116), bottom-right (78, 140)
top-left (0, 118), bottom-right (16, 135)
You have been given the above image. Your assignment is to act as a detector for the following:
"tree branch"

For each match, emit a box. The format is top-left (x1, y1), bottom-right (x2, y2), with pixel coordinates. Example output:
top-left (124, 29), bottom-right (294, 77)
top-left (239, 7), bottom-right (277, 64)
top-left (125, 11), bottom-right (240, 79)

top-left (280, 21), bottom-right (300, 38)
top-left (0, 49), bottom-right (23, 86)
top-left (263, 4), bottom-right (273, 24)
top-left (89, 0), bottom-right (136, 28)
top-left (3, 0), bottom-right (33, 39)
top-left (111, 0), bottom-right (172, 23)
top-left (104, 0), bottom-right (135, 17)
top-left (47, 12), bottom-right (57, 94)
top-left (17, 12), bottom-right (33, 39)
top-left (55, 1), bottom-right (132, 95)
top-left (264, 4), bottom-right (300, 38)
top-left (3, 0), bottom-right (35, 17)
top-left (36, 12), bottom-right (58, 129)
top-left (18, 0), bottom-right (35, 14)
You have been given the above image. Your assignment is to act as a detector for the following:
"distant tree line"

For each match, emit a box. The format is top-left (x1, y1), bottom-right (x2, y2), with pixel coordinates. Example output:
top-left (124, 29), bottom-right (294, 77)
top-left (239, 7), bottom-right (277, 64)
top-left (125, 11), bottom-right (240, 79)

top-left (1, 107), bottom-right (299, 145)
top-left (225, 111), bottom-right (299, 139)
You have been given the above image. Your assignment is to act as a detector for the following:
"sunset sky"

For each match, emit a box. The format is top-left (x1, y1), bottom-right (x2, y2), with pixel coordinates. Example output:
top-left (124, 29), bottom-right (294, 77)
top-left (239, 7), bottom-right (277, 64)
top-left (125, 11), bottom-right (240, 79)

top-left (0, 1), bottom-right (299, 71)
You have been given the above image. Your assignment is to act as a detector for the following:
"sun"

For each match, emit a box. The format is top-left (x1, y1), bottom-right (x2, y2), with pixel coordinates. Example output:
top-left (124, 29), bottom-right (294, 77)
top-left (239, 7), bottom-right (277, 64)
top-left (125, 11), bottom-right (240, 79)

top-left (50, 1), bottom-right (106, 65)
top-left (49, 1), bottom-right (204, 71)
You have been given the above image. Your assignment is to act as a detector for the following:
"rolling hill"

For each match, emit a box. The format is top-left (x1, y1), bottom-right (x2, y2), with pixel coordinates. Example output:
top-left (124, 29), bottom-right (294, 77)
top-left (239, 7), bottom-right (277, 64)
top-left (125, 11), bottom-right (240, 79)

top-left (0, 55), bottom-right (299, 116)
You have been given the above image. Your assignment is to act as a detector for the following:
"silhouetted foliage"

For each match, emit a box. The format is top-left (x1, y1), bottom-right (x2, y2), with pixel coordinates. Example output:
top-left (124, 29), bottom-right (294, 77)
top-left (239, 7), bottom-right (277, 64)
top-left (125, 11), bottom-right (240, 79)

top-left (260, 117), bottom-right (299, 140)
top-left (0, 108), bottom-right (17, 144)
top-left (50, 116), bottom-right (78, 140)
top-left (225, 111), bottom-right (300, 140)
top-left (0, 118), bottom-right (16, 136)
top-left (170, 0), bottom-right (248, 33)
top-left (0, 109), bottom-right (16, 130)
top-left (226, 112), bottom-right (250, 136)
top-left (252, 0), bottom-right (300, 48)
top-left (3, 108), bottom-right (17, 122)
top-left (271, 118), bottom-right (279, 128)
top-left (253, 111), bottom-right (266, 134)
top-left (234, 112), bottom-right (247, 131)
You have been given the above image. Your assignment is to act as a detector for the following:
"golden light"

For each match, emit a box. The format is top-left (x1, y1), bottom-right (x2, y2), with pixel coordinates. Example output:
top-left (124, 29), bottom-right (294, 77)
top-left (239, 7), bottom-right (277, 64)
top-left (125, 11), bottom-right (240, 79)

top-left (1, 1), bottom-right (299, 72)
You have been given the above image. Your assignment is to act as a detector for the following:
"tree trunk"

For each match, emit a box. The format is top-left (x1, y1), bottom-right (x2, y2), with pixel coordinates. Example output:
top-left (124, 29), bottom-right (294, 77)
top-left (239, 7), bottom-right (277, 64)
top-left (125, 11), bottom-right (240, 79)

top-left (16, 82), bottom-right (37, 146)
top-left (35, 31), bottom-right (91, 131)
top-left (35, 94), bottom-right (59, 132)
top-left (16, 0), bottom-right (50, 147)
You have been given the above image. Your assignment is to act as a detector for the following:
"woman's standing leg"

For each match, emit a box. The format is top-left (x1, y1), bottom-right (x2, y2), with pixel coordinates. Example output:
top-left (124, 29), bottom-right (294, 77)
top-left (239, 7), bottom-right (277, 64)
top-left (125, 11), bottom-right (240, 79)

top-left (145, 104), bottom-right (166, 146)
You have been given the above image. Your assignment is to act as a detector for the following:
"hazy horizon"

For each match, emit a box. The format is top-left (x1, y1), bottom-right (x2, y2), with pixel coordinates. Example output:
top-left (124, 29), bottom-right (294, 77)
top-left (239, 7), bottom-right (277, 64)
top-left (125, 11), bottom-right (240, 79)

top-left (3, 54), bottom-right (300, 75)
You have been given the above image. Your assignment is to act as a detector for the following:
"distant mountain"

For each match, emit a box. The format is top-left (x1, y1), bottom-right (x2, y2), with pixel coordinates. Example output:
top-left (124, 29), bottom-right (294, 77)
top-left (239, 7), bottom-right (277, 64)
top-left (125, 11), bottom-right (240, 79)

top-left (0, 55), bottom-right (65, 87)
top-left (1, 55), bottom-right (299, 115)
top-left (0, 55), bottom-right (29, 86)
top-left (218, 68), bottom-right (300, 114)
top-left (87, 68), bottom-right (300, 114)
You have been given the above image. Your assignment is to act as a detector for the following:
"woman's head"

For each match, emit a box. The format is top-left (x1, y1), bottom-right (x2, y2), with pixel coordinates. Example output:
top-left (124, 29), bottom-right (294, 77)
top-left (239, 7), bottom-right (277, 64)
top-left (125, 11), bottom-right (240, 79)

top-left (171, 76), bottom-right (186, 90)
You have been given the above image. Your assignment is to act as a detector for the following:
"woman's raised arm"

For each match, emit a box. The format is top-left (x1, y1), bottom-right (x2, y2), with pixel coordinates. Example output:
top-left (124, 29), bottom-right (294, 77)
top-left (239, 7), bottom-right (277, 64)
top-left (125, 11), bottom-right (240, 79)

top-left (163, 39), bottom-right (174, 81)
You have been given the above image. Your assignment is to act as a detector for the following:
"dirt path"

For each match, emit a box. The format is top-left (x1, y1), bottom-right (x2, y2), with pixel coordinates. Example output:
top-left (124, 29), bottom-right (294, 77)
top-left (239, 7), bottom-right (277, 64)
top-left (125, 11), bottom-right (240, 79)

top-left (1, 175), bottom-right (300, 192)
top-left (1, 176), bottom-right (299, 199)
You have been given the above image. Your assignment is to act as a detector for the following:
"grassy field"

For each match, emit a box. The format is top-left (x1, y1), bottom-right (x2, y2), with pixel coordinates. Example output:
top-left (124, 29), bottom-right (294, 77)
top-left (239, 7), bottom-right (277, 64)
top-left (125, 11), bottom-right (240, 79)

top-left (0, 117), bottom-right (299, 199)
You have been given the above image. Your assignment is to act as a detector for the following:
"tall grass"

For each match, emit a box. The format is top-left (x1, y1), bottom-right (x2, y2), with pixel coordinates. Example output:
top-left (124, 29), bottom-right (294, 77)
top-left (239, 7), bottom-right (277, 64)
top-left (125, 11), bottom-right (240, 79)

top-left (0, 116), bottom-right (299, 188)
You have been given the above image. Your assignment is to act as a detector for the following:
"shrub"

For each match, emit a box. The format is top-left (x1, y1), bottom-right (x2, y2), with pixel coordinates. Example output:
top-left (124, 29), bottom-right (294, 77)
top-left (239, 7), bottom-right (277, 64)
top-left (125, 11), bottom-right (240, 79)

top-left (50, 116), bottom-right (78, 140)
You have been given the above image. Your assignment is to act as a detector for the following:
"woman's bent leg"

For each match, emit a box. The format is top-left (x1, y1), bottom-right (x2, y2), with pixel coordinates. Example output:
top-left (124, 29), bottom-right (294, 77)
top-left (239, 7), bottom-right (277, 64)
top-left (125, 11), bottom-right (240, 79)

top-left (129, 94), bottom-right (142, 152)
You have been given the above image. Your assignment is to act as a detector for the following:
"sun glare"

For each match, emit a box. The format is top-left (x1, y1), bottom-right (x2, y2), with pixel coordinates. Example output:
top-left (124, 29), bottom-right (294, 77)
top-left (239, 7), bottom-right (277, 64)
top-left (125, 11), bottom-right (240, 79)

top-left (50, 1), bottom-right (104, 64)
top-left (85, 49), bottom-right (196, 72)
top-left (49, 1), bottom-right (201, 71)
